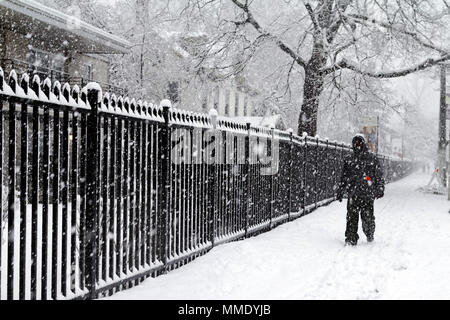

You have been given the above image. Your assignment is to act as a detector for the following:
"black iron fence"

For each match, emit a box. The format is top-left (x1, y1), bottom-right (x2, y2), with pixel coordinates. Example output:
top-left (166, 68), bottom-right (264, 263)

top-left (0, 68), bottom-right (413, 300)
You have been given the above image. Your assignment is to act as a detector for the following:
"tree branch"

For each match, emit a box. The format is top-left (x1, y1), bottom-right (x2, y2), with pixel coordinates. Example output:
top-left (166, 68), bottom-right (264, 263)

top-left (229, 0), bottom-right (308, 69)
top-left (304, 3), bottom-right (319, 32)
top-left (326, 55), bottom-right (450, 78)
top-left (327, 0), bottom-right (355, 44)
top-left (346, 13), bottom-right (449, 55)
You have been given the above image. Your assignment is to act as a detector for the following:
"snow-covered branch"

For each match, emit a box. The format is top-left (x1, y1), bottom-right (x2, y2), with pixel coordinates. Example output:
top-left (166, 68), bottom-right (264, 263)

top-left (229, 0), bottom-right (308, 69)
top-left (324, 55), bottom-right (450, 78)
top-left (345, 13), bottom-right (449, 55)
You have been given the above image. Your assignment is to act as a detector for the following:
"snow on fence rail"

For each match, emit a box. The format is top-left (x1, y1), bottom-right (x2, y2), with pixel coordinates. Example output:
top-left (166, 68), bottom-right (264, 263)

top-left (0, 68), bottom-right (413, 300)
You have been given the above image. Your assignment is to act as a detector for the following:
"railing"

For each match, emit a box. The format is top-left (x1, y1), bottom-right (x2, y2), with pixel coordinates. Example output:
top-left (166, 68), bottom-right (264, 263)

top-left (0, 58), bottom-right (128, 96)
top-left (0, 67), bottom-right (413, 300)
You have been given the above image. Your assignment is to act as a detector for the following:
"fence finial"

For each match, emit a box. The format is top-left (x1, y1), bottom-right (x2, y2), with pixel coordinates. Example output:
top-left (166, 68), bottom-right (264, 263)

top-left (9, 69), bottom-right (17, 93)
top-left (31, 74), bottom-right (40, 98)
top-left (62, 83), bottom-right (71, 102)
top-left (72, 84), bottom-right (80, 103)
top-left (124, 97), bottom-right (130, 114)
top-left (85, 82), bottom-right (102, 103)
top-left (160, 99), bottom-right (172, 123)
top-left (53, 80), bottom-right (61, 100)
top-left (80, 86), bottom-right (88, 104)
top-left (142, 101), bottom-right (148, 117)
top-left (137, 99), bottom-right (143, 116)
top-left (160, 99), bottom-right (172, 109)
top-left (103, 92), bottom-right (111, 110)
top-left (42, 77), bottom-right (51, 99)
top-left (130, 98), bottom-right (137, 114)
top-left (20, 73), bottom-right (29, 95)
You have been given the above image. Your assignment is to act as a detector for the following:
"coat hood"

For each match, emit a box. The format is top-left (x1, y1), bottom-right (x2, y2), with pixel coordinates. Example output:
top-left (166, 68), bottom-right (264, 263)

top-left (352, 134), bottom-right (368, 153)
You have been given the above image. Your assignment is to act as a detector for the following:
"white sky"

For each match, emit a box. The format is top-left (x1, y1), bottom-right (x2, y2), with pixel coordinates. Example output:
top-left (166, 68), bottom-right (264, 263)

top-left (389, 70), bottom-right (442, 123)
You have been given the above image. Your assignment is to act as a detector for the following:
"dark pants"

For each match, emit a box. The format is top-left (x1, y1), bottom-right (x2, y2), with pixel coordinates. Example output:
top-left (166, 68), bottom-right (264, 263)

top-left (345, 196), bottom-right (375, 244)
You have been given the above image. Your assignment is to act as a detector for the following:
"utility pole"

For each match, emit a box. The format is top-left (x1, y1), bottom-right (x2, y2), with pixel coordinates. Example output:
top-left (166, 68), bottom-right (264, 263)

top-left (438, 64), bottom-right (447, 190)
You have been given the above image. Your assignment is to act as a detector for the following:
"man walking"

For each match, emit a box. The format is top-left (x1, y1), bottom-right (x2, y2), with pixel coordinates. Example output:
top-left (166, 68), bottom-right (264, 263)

top-left (336, 134), bottom-right (385, 246)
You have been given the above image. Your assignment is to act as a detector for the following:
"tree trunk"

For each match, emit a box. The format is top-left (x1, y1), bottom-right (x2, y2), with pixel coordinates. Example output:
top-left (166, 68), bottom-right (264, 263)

top-left (297, 39), bottom-right (327, 137)
top-left (298, 66), bottom-right (325, 137)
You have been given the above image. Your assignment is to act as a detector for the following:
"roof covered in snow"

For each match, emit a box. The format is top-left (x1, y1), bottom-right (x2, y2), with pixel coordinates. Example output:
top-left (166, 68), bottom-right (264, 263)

top-left (0, 0), bottom-right (131, 54)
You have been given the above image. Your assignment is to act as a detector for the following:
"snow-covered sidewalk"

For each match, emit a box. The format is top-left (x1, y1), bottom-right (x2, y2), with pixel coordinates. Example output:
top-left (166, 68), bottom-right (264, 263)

top-left (106, 172), bottom-right (450, 300)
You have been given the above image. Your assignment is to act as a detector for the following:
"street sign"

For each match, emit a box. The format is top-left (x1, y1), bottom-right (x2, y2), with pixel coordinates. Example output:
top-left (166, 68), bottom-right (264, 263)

top-left (360, 116), bottom-right (379, 153)
top-left (361, 116), bottom-right (378, 126)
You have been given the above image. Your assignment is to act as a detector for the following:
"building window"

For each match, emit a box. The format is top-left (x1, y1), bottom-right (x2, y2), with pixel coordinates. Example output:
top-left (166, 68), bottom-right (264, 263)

top-left (27, 49), bottom-right (65, 75)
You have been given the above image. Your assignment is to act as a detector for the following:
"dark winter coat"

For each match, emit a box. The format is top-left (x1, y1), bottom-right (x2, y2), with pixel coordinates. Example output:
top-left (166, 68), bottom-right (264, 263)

top-left (337, 135), bottom-right (385, 200)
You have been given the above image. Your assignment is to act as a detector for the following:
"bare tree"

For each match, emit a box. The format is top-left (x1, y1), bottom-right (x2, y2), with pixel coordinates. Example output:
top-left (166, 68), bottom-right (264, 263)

top-left (179, 0), bottom-right (449, 136)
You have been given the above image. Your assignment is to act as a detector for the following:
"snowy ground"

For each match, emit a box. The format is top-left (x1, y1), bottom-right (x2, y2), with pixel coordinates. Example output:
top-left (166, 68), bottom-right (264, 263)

top-left (105, 172), bottom-right (450, 300)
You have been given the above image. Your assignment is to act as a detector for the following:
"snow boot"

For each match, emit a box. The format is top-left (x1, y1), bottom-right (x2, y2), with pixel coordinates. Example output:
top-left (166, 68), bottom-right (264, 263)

top-left (345, 240), bottom-right (357, 246)
top-left (367, 235), bottom-right (374, 243)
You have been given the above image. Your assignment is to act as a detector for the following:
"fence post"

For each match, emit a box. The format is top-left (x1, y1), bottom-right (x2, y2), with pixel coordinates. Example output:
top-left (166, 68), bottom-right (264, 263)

top-left (244, 123), bottom-right (251, 238)
top-left (7, 71), bottom-right (17, 300)
top-left (85, 84), bottom-right (101, 299)
top-left (315, 136), bottom-right (319, 209)
top-left (334, 140), bottom-right (338, 199)
top-left (302, 132), bottom-right (307, 215)
top-left (158, 99), bottom-right (172, 274)
top-left (208, 110), bottom-right (218, 247)
top-left (269, 127), bottom-right (275, 228)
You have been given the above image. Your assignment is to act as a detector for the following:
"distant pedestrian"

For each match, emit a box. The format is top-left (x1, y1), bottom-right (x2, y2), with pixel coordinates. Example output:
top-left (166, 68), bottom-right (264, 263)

top-left (368, 129), bottom-right (376, 152)
top-left (336, 134), bottom-right (385, 246)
